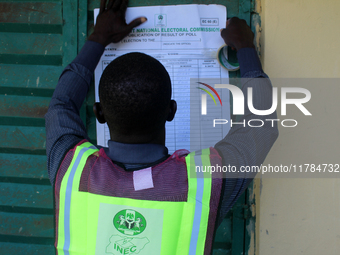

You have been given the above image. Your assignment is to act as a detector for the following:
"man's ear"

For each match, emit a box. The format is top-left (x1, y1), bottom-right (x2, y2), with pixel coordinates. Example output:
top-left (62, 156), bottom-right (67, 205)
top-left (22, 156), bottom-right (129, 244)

top-left (166, 100), bottom-right (177, 121)
top-left (93, 102), bottom-right (106, 124)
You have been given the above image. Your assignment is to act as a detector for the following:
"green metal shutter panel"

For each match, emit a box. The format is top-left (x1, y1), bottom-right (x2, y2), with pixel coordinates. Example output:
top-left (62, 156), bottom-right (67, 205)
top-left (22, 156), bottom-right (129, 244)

top-left (0, 0), bottom-right (256, 254)
top-left (0, 0), bottom-right (87, 254)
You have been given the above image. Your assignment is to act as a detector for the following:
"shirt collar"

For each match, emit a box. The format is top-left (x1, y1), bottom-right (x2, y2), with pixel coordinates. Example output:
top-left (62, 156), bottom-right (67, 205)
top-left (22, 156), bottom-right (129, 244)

top-left (104, 140), bottom-right (169, 164)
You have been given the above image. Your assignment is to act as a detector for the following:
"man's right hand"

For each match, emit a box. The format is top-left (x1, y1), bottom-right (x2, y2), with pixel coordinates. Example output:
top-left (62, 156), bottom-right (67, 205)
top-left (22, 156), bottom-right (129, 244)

top-left (88, 0), bottom-right (147, 46)
top-left (220, 17), bottom-right (255, 51)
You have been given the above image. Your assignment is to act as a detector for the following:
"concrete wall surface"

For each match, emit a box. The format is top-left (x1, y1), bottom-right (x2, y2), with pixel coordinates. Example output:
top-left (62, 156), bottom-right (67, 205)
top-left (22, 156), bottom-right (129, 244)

top-left (257, 0), bottom-right (340, 254)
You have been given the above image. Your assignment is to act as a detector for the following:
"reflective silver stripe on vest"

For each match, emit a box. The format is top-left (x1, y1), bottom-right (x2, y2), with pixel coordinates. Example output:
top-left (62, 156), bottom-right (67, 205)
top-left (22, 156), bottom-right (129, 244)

top-left (189, 150), bottom-right (205, 255)
top-left (63, 145), bottom-right (97, 255)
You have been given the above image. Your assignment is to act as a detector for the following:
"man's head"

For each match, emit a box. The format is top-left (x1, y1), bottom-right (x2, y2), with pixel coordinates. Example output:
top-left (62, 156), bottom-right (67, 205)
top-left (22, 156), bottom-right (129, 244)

top-left (94, 52), bottom-right (176, 144)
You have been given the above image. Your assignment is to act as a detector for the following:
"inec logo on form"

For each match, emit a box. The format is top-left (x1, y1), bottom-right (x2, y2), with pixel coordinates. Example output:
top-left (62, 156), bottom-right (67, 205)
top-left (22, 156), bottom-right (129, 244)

top-left (155, 14), bottom-right (167, 27)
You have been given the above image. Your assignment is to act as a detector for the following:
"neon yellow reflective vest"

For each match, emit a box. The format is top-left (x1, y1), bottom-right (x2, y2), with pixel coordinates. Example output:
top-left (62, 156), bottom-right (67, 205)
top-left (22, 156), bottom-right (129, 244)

top-left (56, 142), bottom-right (214, 255)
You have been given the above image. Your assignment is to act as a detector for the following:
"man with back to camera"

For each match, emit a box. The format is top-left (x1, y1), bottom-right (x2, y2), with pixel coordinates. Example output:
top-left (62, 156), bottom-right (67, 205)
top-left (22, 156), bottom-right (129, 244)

top-left (45, 0), bottom-right (278, 254)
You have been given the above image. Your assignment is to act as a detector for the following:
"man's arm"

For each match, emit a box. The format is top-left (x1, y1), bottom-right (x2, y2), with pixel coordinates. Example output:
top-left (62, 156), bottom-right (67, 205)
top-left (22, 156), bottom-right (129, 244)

top-left (215, 18), bottom-right (279, 224)
top-left (45, 0), bottom-right (146, 184)
top-left (45, 41), bottom-right (104, 184)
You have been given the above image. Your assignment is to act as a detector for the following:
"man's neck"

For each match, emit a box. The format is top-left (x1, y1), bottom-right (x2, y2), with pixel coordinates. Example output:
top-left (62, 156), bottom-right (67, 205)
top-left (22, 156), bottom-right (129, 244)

top-left (109, 128), bottom-right (166, 145)
top-left (104, 140), bottom-right (169, 165)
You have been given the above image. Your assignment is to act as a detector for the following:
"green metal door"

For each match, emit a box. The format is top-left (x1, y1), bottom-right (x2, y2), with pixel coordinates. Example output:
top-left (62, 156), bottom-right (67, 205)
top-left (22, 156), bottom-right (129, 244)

top-left (0, 0), bottom-right (87, 253)
top-left (0, 0), bottom-right (257, 254)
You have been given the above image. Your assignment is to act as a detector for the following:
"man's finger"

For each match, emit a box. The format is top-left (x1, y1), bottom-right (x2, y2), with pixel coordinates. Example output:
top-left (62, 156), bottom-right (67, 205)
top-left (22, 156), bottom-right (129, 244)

top-left (228, 17), bottom-right (240, 24)
top-left (120, 0), bottom-right (128, 13)
top-left (126, 17), bottom-right (147, 31)
top-left (111, 0), bottom-right (123, 11)
top-left (107, 0), bottom-right (116, 10)
top-left (220, 28), bottom-right (227, 40)
top-left (220, 28), bottom-right (236, 49)
top-left (100, 0), bottom-right (107, 13)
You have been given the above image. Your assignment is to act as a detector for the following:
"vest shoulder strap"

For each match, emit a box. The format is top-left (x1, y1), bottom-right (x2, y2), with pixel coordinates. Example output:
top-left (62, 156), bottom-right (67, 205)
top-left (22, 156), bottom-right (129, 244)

top-left (185, 148), bottom-right (213, 254)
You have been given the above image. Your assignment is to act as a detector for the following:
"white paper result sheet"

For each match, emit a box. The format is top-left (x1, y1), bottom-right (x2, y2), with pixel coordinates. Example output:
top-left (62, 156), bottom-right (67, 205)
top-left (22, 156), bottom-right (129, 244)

top-left (94, 4), bottom-right (231, 153)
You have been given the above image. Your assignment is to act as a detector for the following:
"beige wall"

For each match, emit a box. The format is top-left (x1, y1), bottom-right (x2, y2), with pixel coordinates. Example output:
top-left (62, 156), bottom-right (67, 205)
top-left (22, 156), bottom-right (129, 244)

top-left (257, 0), bottom-right (340, 254)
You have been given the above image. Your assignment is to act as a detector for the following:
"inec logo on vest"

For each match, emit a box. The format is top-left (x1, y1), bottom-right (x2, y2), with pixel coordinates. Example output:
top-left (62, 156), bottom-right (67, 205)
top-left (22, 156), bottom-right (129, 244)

top-left (106, 209), bottom-right (149, 255)
top-left (113, 209), bottom-right (147, 236)
top-left (98, 205), bottom-right (163, 255)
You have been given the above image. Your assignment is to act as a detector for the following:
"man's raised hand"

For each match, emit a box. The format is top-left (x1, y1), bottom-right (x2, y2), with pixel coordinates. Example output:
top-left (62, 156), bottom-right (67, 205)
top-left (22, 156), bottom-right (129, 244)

top-left (220, 17), bottom-right (255, 51)
top-left (88, 0), bottom-right (147, 46)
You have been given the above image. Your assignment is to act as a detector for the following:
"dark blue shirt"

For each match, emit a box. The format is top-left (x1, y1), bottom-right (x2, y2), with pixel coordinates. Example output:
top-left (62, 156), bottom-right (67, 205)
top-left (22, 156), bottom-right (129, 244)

top-left (45, 40), bottom-right (278, 225)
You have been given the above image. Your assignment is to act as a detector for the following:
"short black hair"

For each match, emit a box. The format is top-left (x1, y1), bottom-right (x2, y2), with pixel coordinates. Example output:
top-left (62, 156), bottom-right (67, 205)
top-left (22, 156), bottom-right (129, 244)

top-left (99, 52), bottom-right (171, 137)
